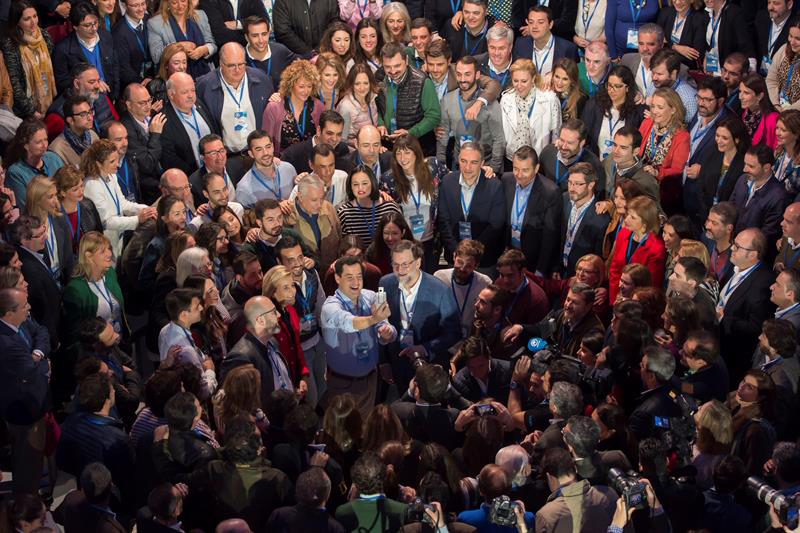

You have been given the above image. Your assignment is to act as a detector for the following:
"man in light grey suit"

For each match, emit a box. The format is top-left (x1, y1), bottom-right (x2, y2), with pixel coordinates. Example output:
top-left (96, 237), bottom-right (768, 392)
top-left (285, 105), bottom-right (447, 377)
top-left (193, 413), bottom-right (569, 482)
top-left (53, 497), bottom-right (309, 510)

top-left (621, 23), bottom-right (688, 99)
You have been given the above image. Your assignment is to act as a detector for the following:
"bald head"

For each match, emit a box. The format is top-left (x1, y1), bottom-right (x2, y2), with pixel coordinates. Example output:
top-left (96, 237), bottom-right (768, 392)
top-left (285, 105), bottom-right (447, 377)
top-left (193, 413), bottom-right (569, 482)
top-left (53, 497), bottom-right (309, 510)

top-left (216, 519), bottom-right (252, 533)
top-left (356, 125), bottom-right (382, 166)
top-left (734, 228), bottom-right (766, 267)
top-left (783, 203), bottom-right (800, 242)
top-left (478, 464), bottom-right (510, 503)
top-left (166, 72), bottom-right (195, 112)
top-left (243, 295), bottom-right (279, 336)
top-left (160, 169), bottom-right (191, 203)
top-left (220, 43), bottom-right (247, 86)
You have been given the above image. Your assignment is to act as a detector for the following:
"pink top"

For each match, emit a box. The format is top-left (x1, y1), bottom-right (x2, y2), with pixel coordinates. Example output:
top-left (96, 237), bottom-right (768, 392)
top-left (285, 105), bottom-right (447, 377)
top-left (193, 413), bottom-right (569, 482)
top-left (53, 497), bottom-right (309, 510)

top-left (261, 97), bottom-right (324, 157)
top-left (338, 0), bottom-right (383, 30)
top-left (747, 110), bottom-right (779, 150)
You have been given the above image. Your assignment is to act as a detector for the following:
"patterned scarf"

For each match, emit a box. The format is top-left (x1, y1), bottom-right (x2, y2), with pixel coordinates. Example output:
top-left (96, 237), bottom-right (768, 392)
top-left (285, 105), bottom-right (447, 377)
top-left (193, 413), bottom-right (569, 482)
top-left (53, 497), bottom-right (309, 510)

top-left (777, 55), bottom-right (800, 104)
top-left (643, 124), bottom-right (674, 168)
top-left (19, 27), bottom-right (55, 113)
top-left (742, 109), bottom-right (761, 138)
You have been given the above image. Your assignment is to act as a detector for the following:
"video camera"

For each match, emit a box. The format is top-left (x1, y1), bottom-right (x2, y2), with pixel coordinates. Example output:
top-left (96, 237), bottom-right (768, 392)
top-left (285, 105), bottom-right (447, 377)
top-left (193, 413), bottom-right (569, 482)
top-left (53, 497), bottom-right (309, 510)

top-left (747, 477), bottom-right (800, 529)
top-left (608, 468), bottom-right (648, 511)
top-left (488, 495), bottom-right (519, 527)
top-left (652, 391), bottom-right (699, 466)
top-left (406, 498), bottom-right (436, 527)
top-left (525, 337), bottom-right (613, 404)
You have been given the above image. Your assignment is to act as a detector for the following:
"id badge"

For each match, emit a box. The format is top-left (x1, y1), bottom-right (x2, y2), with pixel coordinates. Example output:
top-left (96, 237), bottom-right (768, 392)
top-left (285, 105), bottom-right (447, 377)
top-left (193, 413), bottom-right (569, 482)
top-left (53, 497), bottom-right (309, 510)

top-left (299, 313), bottom-right (317, 333)
top-left (355, 342), bottom-right (371, 360)
top-left (459, 135), bottom-right (474, 146)
top-left (761, 56), bottom-right (772, 76)
top-left (410, 213), bottom-right (425, 238)
top-left (601, 139), bottom-right (614, 160)
top-left (706, 53), bottom-right (719, 73)
top-left (781, 92), bottom-right (791, 106)
top-left (511, 225), bottom-right (521, 248)
top-left (626, 29), bottom-right (638, 49)
top-left (234, 111), bottom-right (249, 132)
top-left (390, 118), bottom-right (398, 132)
top-left (458, 221), bottom-right (472, 240)
top-left (399, 328), bottom-right (414, 347)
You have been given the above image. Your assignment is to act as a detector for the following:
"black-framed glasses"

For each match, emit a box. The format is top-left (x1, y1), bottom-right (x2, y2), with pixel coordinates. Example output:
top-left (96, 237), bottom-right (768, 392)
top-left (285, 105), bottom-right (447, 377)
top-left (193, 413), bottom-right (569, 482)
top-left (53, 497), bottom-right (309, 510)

top-left (731, 242), bottom-right (755, 252)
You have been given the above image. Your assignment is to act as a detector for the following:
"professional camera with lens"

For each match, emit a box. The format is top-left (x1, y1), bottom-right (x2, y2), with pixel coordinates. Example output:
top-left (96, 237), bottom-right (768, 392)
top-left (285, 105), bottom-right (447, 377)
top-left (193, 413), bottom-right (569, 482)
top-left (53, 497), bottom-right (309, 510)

top-left (652, 391), bottom-right (699, 465)
top-left (608, 468), bottom-right (648, 511)
top-left (406, 498), bottom-right (436, 526)
top-left (526, 338), bottom-right (613, 405)
top-left (488, 495), bottom-right (519, 526)
top-left (747, 477), bottom-right (800, 529)
top-left (410, 351), bottom-right (427, 368)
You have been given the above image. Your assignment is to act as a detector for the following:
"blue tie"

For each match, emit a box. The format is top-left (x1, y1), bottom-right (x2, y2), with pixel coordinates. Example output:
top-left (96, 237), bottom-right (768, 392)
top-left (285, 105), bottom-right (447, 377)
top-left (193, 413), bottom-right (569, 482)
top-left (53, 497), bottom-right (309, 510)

top-left (17, 326), bottom-right (30, 348)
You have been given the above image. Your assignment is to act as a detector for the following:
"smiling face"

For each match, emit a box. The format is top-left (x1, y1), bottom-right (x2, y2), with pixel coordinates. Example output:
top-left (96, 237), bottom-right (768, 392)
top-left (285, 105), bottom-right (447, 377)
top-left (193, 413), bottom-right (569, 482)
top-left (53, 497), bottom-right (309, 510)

top-left (167, 52), bottom-right (188, 75)
top-left (273, 275), bottom-right (296, 307)
top-left (649, 95), bottom-right (673, 126)
top-left (511, 68), bottom-right (533, 98)
top-left (557, 128), bottom-right (584, 160)
top-left (320, 65), bottom-right (339, 91)
top-left (715, 125), bottom-right (736, 154)
top-left (526, 10), bottom-right (550, 40)
top-left (335, 262), bottom-right (364, 300)
top-left (291, 76), bottom-right (314, 102)
top-left (248, 135), bottom-right (275, 169)
top-left (776, 119), bottom-right (797, 149)
top-left (410, 26), bottom-right (431, 55)
top-left (487, 37), bottom-right (511, 68)
top-left (386, 12), bottom-right (406, 39)
top-left (552, 67), bottom-right (571, 94)
top-left (455, 61), bottom-right (478, 93)
top-left (331, 30), bottom-right (351, 56)
top-left (219, 210), bottom-right (241, 237)
top-left (88, 242), bottom-right (114, 273)
top-left (789, 26), bottom-right (800, 55)
top-left (463, 1), bottom-right (487, 32)
top-left (358, 27), bottom-right (378, 56)
top-left (246, 21), bottom-right (270, 53)
top-left (383, 52), bottom-right (407, 82)
top-left (352, 72), bottom-right (371, 100)
top-left (163, 200), bottom-right (186, 232)
top-left (382, 222), bottom-right (403, 248)
top-left (738, 82), bottom-right (761, 111)
top-left (350, 171), bottom-right (372, 201)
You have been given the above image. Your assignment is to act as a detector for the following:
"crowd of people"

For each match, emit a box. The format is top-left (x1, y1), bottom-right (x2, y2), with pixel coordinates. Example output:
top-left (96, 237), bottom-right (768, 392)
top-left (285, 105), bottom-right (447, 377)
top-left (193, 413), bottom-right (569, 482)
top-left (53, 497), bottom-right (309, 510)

top-left (0, 0), bottom-right (799, 532)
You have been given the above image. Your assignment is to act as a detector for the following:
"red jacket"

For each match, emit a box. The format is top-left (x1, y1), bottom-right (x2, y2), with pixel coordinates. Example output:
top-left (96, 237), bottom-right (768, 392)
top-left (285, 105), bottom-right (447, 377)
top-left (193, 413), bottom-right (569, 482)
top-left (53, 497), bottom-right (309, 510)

top-left (638, 118), bottom-right (689, 210)
top-left (608, 226), bottom-right (667, 303)
top-left (274, 304), bottom-right (309, 386)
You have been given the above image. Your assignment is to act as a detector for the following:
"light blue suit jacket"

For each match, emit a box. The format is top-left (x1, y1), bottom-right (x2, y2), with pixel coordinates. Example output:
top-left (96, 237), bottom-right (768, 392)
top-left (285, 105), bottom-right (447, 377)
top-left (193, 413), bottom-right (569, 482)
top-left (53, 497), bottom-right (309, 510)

top-left (146, 10), bottom-right (217, 65)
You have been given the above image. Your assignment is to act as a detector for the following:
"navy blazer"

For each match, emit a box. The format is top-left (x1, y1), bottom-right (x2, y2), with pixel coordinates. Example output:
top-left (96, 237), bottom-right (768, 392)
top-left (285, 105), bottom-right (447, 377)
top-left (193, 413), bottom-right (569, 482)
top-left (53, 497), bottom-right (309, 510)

top-left (559, 194), bottom-right (610, 277)
top-left (379, 272), bottom-right (461, 389)
top-left (756, 9), bottom-right (791, 73)
top-left (50, 214), bottom-right (76, 286)
top-left (339, 150), bottom-right (394, 177)
top-left (246, 42), bottom-right (298, 91)
top-left (686, 107), bottom-right (730, 168)
top-left (159, 100), bottom-right (219, 176)
top-left (18, 246), bottom-right (61, 350)
top-left (512, 34), bottom-right (578, 64)
top-left (728, 175), bottom-right (789, 247)
top-left (684, 149), bottom-right (742, 228)
top-left (0, 319), bottom-right (50, 426)
top-left (52, 29), bottom-right (119, 100)
top-left (198, 0), bottom-right (264, 46)
top-left (501, 173), bottom-right (562, 275)
top-left (195, 67), bottom-right (274, 135)
top-left (451, 358), bottom-right (512, 404)
top-left (657, 7), bottom-right (707, 68)
top-left (437, 171), bottom-right (507, 266)
top-left (698, 4), bottom-right (755, 69)
top-left (441, 15), bottom-right (497, 61)
top-left (112, 16), bottom-right (155, 87)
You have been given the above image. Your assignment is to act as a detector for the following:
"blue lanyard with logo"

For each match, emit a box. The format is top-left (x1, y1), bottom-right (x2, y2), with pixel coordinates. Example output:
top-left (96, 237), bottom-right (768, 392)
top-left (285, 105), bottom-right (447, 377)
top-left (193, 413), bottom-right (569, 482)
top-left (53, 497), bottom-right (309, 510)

top-left (783, 63), bottom-right (796, 102)
top-left (527, 96), bottom-right (537, 119)
top-left (708, 7), bottom-right (723, 48)
top-left (61, 203), bottom-right (81, 242)
top-left (722, 261), bottom-right (760, 301)
top-left (126, 19), bottom-right (149, 57)
top-left (607, 114), bottom-right (623, 139)
top-left (464, 25), bottom-right (488, 56)
top-left (410, 184), bottom-right (423, 215)
top-left (224, 78), bottom-right (246, 109)
top-left (92, 279), bottom-right (116, 317)
top-left (359, 201), bottom-right (377, 236)
top-left (628, 0), bottom-right (644, 25)
top-left (320, 89), bottom-right (336, 110)
top-left (252, 166), bottom-right (282, 199)
top-left (451, 275), bottom-right (474, 317)
top-left (714, 162), bottom-right (731, 204)
top-left (458, 89), bottom-right (481, 130)
top-left (460, 182), bottom-right (475, 217)
top-left (101, 177), bottom-right (121, 215)
top-left (388, 81), bottom-right (398, 132)
top-left (567, 201), bottom-right (591, 242)
top-left (533, 35), bottom-right (554, 74)
top-left (671, 14), bottom-right (686, 44)
top-left (690, 114), bottom-right (720, 156)
top-left (180, 107), bottom-right (201, 138)
top-left (625, 231), bottom-right (648, 262)
top-left (399, 286), bottom-right (419, 324)
top-left (648, 127), bottom-right (668, 156)
top-left (337, 293), bottom-right (368, 341)
top-left (288, 99), bottom-right (308, 137)
top-left (512, 184), bottom-right (531, 228)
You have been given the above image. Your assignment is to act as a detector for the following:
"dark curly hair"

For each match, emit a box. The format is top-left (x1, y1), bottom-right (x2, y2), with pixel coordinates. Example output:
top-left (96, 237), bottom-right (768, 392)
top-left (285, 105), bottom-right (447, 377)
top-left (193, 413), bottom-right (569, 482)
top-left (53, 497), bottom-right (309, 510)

top-left (594, 65), bottom-right (639, 120)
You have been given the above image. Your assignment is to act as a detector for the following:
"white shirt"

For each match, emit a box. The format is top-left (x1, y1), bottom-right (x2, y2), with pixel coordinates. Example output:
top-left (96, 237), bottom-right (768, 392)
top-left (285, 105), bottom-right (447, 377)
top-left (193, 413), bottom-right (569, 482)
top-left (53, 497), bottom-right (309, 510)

top-left (399, 271), bottom-right (423, 330)
top-left (176, 106), bottom-right (212, 164)
top-left (125, 14), bottom-right (144, 31)
top-left (718, 261), bottom-right (759, 310)
top-left (158, 321), bottom-right (217, 396)
top-left (636, 62), bottom-right (654, 97)
top-left (219, 73), bottom-right (256, 152)
top-left (83, 175), bottom-right (149, 258)
top-left (770, 14), bottom-right (791, 55)
top-left (705, 3), bottom-right (726, 59)
top-left (88, 277), bottom-right (123, 331)
top-left (189, 201), bottom-right (244, 229)
top-left (399, 175), bottom-right (434, 242)
top-left (575, 0), bottom-right (606, 42)
top-left (598, 107), bottom-right (623, 160)
top-left (288, 169), bottom-right (349, 207)
top-left (458, 174), bottom-right (479, 216)
top-left (45, 219), bottom-right (59, 273)
top-left (533, 35), bottom-right (556, 76)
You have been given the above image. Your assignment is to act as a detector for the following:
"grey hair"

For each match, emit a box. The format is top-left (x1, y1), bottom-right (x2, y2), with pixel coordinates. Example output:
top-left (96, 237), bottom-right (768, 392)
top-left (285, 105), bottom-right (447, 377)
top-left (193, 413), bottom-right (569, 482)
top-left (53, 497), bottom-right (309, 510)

top-left (569, 280), bottom-right (595, 304)
top-left (486, 24), bottom-right (513, 46)
top-left (563, 416), bottom-right (600, 458)
top-left (459, 141), bottom-right (484, 158)
top-left (80, 462), bottom-right (113, 500)
top-left (297, 174), bottom-right (325, 197)
top-left (495, 445), bottom-right (529, 487)
top-left (644, 345), bottom-right (676, 382)
top-left (549, 382), bottom-right (583, 419)
top-left (638, 23), bottom-right (664, 43)
top-left (176, 246), bottom-right (210, 286)
top-left (585, 40), bottom-right (609, 60)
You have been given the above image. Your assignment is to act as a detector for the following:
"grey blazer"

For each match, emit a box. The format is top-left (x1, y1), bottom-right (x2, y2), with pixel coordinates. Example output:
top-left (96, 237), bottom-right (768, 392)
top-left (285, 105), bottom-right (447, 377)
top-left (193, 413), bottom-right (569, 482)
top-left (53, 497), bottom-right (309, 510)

top-left (146, 10), bottom-right (217, 65)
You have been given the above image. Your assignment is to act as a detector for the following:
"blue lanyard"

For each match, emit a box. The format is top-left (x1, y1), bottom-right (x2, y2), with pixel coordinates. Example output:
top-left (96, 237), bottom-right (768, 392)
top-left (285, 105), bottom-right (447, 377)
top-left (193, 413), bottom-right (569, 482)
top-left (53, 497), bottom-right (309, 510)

top-left (45, 216), bottom-right (56, 269)
top-left (295, 276), bottom-right (314, 314)
top-left (722, 261), bottom-right (760, 300)
top-left (690, 114), bottom-right (720, 155)
top-left (567, 201), bottom-right (591, 240)
top-left (320, 88), bottom-right (336, 110)
top-left (450, 0), bottom-right (461, 14)
top-left (247, 55), bottom-right (272, 78)
top-left (533, 35), bottom-right (554, 73)
top-left (777, 301), bottom-right (800, 319)
top-left (490, 69), bottom-right (509, 87)
top-left (626, 231), bottom-right (648, 263)
top-left (357, 0), bottom-right (368, 17)
top-left (358, 201), bottom-right (377, 237)
top-left (92, 280), bottom-right (115, 315)
top-left (784, 242), bottom-right (800, 267)
top-left (671, 14), bottom-right (686, 44)
top-left (251, 167), bottom-right (282, 199)
top-left (410, 185), bottom-right (423, 214)
top-left (180, 107), bottom-right (201, 138)
top-left (451, 275), bottom-right (474, 317)
top-left (555, 150), bottom-right (582, 185)
top-left (629, 0), bottom-right (644, 25)
top-left (640, 64), bottom-right (650, 95)
top-left (288, 99), bottom-right (307, 137)
top-left (126, 19), bottom-right (148, 57)
top-left (527, 96), bottom-right (537, 119)
top-left (714, 161), bottom-right (731, 203)
top-left (61, 203), bottom-right (81, 242)
top-left (101, 177), bottom-right (121, 215)
top-left (337, 293), bottom-right (368, 341)
top-left (223, 78), bottom-right (246, 109)
top-left (512, 184), bottom-right (531, 226)
top-left (388, 81), bottom-right (398, 130)
top-left (460, 181), bottom-right (475, 217)
top-left (709, 7), bottom-right (723, 48)
top-left (607, 114), bottom-right (623, 138)
top-left (648, 127), bottom-right (668, 155)
top-left (581, 0), bottom-right (601, 32)
top-left (118, 157), bottom-right (130, 197)
top-left (464, 25), bottom-right (488, 56)
top-left (399, 285), bottom-right (418, 323)
top-left (458, 90), bottom-right (478, 130)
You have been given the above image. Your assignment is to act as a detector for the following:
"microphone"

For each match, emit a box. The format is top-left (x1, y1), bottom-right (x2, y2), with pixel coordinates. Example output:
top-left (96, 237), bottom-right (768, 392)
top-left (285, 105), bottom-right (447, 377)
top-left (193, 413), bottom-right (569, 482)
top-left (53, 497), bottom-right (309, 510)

top-left (528, 337), bottom-right (548, 353)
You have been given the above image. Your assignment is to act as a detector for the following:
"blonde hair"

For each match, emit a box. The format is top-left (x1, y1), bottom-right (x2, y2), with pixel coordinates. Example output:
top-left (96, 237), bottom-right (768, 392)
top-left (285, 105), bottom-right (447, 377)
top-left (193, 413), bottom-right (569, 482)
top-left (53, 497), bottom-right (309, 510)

top-left (627, 196), bottom-right (661, 234)
top-left (509, 59), bottom-right (541, 91)
top-left (261, 265), bottom-right (293, 301)
top-left (316, 52), bottom-right (346, 91)
top-left (695, 400), bottom-right (733, 455)
top-left (678, 239), bottom-right (711, 270)
top-left (25, 176), bottom-right (59, 222)
top-left (652, 87), bottom-right (686, 131)
top-left (278, 60), bottom-right (321, 99)
top-left (380, 2), bottom-right (411, 44)
top-left (159, 0), bottom-right (197, 22)
top-left (73, 231), bottom-right (111, 279)
top-left (54, 165), bottom-right (84, 198)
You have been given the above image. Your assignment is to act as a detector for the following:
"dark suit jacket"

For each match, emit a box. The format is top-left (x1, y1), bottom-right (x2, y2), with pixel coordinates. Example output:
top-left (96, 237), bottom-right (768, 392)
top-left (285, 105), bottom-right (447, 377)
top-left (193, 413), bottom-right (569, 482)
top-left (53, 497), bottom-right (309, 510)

top-left (189, 159), bottom-right (251, 207)
top-left (756, 9), bottom-right (792, 73)
top-left (512, 34), bottom-right (579, 64)
top-left (559, 195), bottom-right (610, 277)
top-left (687, 108), bottom-right (730, 168)
top-left (474, 52), bottom-right (513, 95)
top-left (628, 383), bottom-right (684, 441)
top-left (438, 171), bottom-right (507, 266)
top-left (223, 332), bottom-right (293, 408)
top-left (501, 173), bottom-right (562, 275)
top-left (267, 504), bottom-right (345, 533)
top-left (120, 112), bottom-right (162, 203)
top-left (579, 98), bottom-right (646, 159)
top-left (0, 319), bottom-right (50, 426)
top-left (51, 213), bottom-right (76, 284)
top-left (392, 401), bottom-right (462, 450)
top-left (657, 7), bottom-right (707, 68)
top-left (575, 451), bottom-right (632, 486)
top-left (247, 42), bottom-right (298, 91)
top-left (522, 0), bottom-right (578, 40)
top-left (198, 0), bottom-right (264, 46)
top-left (451, 358), bottom-right (512, 404)
top-left (719, 263), bottom-right (775, 381)
top-left (195, 67), bottom-right (274, 134)
top-left (112, 15), bottom-right (155, 87)
top-left (282, 137), bottom-right (349, 175)
top-left (159, 100), bottom-right (218, 176)
top-left (684, 149), bottom-right (742, 228)
top-left (699, 3), bottom-right (756, 67)
top-left (18, 246), bottom-right (60, 350)
top-left (682, 359), bottom-right (730, 403)
top-left (52, 29), bottom-right (119, 99)
top-left (729, 175), bottom-right (789, 247)
top-left (338, 150), bottom-right (394, 177)
top-left (379, 272), bottom-right (461, 389)
top-left (441, 15), bottom-right (498, 60)
top-left (56, 490), bottom-right (127, 533)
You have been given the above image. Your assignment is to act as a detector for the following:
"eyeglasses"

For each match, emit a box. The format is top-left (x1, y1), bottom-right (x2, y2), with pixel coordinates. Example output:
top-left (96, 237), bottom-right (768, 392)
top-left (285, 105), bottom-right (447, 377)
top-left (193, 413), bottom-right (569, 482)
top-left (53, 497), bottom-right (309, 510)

top-left (607, 83), bottom-right (627, 91)
top-left (133, 98), bottom-right (153, 106)
top-left (222, 62), bottom-right (246, 69)
top-left (391, 260), bottom-right (416, 270)
top-left (79, 20), bottom-right (99, 28)
top-left (203, 148), bottom-right (226, 157)
top-left (72, 110), bottom-right (95, 118)
top-left (259, 307), bottom-right (278, 319)
top-left (731, 242), bottom-right (755, 252)
top-left (567, 180), bottom-right (587, 187)
top-left (216, 235), bottom-right (230, 242)
top-left (167, 184), bottom-right (191, 192)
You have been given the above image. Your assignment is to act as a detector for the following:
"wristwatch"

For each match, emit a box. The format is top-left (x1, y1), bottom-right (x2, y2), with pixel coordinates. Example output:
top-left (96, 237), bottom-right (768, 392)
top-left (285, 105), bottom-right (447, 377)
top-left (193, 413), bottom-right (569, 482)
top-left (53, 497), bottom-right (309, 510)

top-left (509, 380), bottom-right (519, 390)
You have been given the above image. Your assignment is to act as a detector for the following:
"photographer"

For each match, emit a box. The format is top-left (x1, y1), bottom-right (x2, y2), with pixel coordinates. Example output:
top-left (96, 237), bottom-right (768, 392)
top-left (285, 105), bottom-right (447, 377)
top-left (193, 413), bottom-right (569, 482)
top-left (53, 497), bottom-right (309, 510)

top-left (451, 336), bottom-right (513, 405)
top-left (529, 382), bottom-right (584, 452)
top-left (536, 448), bottom-right (617, 533)
top-left (766, 442), bottom-right (800, 498)
top-left (562, 416), bottom-right (632, 487)
top-left (399, 472), bottom-right (475, 533)
top-left (607, 477), bottom-right (671, 533)
top-left (508, 356), bottom-right (580, 434)
top-left (628, 346), bottom-right (682, 442)
top-left (457, 464), bottom-right (534, 533)
top-left (680, 329), bottom-right (730, 403)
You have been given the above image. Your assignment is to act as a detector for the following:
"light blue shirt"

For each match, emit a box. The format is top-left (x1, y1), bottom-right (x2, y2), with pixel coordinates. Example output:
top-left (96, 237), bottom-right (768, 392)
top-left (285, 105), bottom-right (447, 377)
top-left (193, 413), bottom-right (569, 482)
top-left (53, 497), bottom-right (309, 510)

top-left (236, 161), bottom-right (297, 207)
top-left (672, 79), bottom-right (698, 125)
top-left (321, 289), bottom-right (396, 377)
top-left (510, 179), bottom-right (534, 230)
top-left (158, 321), bottom-right (217, 396)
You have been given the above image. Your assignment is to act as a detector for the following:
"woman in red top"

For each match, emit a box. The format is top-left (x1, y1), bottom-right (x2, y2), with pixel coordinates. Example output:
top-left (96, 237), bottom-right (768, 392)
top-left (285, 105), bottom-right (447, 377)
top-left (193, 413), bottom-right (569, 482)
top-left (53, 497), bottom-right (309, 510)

top-left (262, 265), bottom-right (310, 395)
top-left (608, 196), bottom-right (667, 303)
top-left (639, 87), bottom-right (690, 213)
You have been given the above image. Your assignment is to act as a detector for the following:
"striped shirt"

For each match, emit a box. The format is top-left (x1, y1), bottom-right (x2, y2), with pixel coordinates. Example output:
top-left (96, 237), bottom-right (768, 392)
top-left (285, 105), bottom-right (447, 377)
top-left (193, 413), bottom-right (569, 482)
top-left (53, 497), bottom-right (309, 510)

top-left (336, 200), bottom-right (402, 248)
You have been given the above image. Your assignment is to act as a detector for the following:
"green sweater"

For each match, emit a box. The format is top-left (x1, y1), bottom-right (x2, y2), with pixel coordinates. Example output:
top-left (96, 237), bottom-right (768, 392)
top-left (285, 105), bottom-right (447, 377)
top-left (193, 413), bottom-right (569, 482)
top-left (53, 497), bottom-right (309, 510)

top-left (378, 77), bottom-right (441, 139)
top-left (61, 267), bottom-right (127, 347)
top-left (335, 497), bottom-right (407, 533)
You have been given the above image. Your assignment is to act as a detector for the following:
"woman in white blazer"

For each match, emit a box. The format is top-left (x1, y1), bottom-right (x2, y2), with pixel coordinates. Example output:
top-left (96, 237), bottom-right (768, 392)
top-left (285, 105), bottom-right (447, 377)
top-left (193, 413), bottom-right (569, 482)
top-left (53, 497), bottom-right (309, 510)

top-left (500, 59), bottom-right (562, 163)
top-left (80, 140), bottom-right (155, 258)
top-left (147, 0), bottom-right (216, 77)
